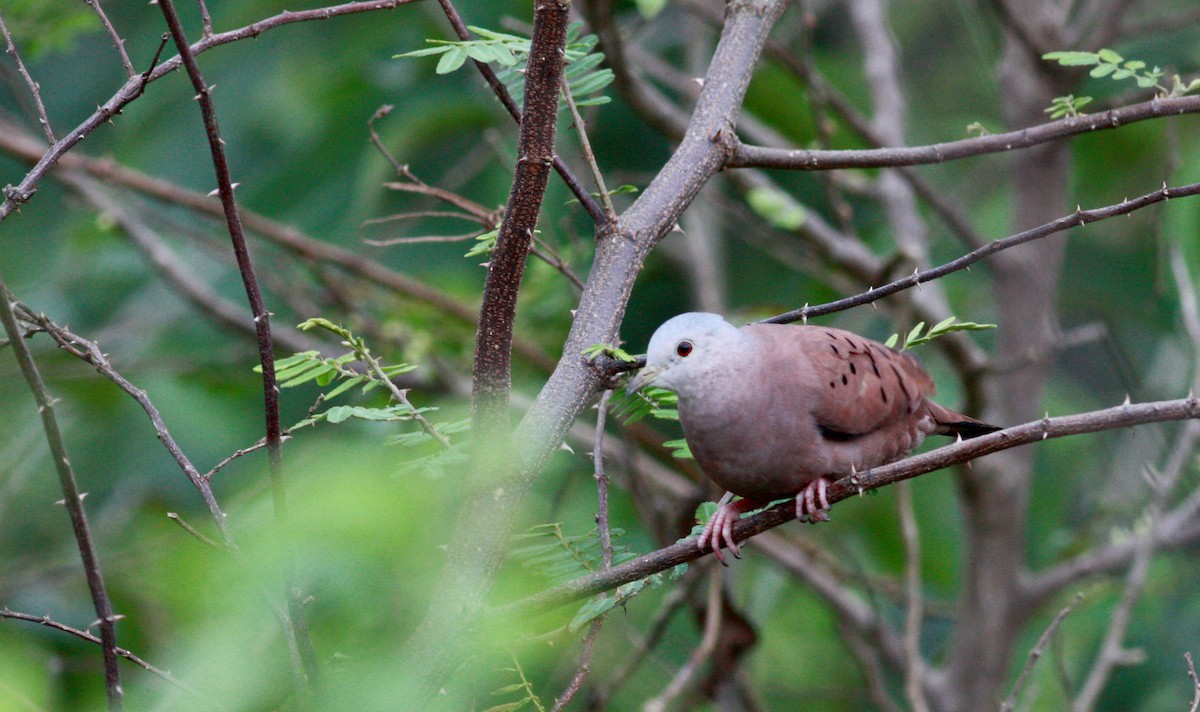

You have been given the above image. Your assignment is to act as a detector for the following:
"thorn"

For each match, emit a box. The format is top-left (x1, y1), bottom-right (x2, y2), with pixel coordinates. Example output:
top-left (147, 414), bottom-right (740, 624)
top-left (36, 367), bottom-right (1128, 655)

top-left (801, 304), bottom-right (808, 325)
top-left (1123, 393), bottom-right (1131, 406)
top-left (692, 77), bottom-right (704, 88)
top-left (207, 187), bottom-right (220, 197)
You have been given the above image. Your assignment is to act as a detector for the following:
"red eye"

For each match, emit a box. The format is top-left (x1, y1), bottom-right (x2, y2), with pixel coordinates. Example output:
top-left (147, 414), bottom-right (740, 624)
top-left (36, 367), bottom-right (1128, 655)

top-left (676, 340), bottom-right (693, 357)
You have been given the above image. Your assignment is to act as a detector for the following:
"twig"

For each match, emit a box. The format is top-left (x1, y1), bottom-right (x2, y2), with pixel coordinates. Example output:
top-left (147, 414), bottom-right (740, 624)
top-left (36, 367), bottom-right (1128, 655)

top-left (366, 104), bottom-right (406, 175)
top-left (1002, 592), bottom-right (1083, 712)
top-left (0, 281), bottom-right (123, 709)
top-left (549, 394), bottom-right (615, 711)
top-left (896, 481), bottom-right (931, 712)
top-left (764, 180), bottom-right (1200, 325)
top-left (17, 305), bottom-right (232, 540)
top-left (0, 608), bottom-right (212, 703)
top-left (1186, 652), bottom-right (1200, 712)
top-left (505, 394), bottom-right (1200, 614)
top-left (157, 0), bottom-right (318, 684)
top-left (643, 568), bottom-right (723, 712)
top-left (729, 95), bottom-right (1200, 171)
top-left (195, 0), bottom-right (215, 38)
top-left (594, 390), bottom-right (614, 567)
top-left (560, 75), bottom-right (616, 220)
top-left (83, 0), bottom-right (136, 78)
top-left (364, 229), bottom-right (485, 247)
top-left (167, 512), bottom-right (221, 549)
top-left (0, 10), bottom-right (55, 142)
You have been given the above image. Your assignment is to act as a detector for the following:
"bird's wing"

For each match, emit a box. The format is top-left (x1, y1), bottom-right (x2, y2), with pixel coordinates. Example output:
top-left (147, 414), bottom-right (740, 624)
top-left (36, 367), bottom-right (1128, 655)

top-left (747, 325), bottom-right (936, 440)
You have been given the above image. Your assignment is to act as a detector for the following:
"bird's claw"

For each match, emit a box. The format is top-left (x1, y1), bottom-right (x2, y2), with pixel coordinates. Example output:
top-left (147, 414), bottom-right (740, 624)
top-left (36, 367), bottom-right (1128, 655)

top-left (796, 477), bottom-right (833, 524)
top-left (697, 502), bottom-right (742, 565)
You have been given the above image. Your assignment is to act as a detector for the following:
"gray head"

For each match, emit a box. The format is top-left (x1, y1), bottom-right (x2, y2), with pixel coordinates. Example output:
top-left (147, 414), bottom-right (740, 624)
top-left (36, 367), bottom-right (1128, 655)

top-left (626, 312), bottom-right (745, 397)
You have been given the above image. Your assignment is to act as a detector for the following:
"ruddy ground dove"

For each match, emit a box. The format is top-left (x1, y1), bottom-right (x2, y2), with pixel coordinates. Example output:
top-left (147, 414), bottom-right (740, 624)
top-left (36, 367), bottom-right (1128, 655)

top-left (627, 312), bottom-right (998, 563)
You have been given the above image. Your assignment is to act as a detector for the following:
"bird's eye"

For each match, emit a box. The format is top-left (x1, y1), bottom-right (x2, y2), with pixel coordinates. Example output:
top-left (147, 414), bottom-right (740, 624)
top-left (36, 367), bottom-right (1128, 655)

top-left (676, 340), bottom-right (693, 357)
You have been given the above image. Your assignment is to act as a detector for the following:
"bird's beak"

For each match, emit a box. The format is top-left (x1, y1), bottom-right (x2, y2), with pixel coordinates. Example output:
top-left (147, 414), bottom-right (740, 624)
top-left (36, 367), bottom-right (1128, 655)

top-left (625, 364), bottom-right (664, 393)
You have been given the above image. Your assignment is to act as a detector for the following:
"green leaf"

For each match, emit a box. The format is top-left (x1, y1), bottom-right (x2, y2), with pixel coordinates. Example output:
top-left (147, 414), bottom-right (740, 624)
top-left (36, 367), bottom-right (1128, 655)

top-left (393, 45), bottom-right (455, 59)
top-left (664, 438), bottom-right (692, 459)
top-left (1097, 48), bottom-right (1123, 64)
top-left (1124, 60), bottom-right (1146, 70)
top-left (636, 0), bottom-right (669, 18)
top-left (905, 322), bottom-right (925, 348)
top-left (322, 376), bottom-right (365, 401)
top-left (436, 45), bottom-right (468, 74)
top-left (1042, 50), bottom-right (1100, 66)
top-left (884, 333), bottom-right (900, 348)
top-left (1136, 75), bottom-right (1159, 88)
top-left (466, 43), bottom-right (497, 63)
top-left (747, 186), bottom-right (806, 230)
top-left (1090, 63), bottom-right (1117, 78)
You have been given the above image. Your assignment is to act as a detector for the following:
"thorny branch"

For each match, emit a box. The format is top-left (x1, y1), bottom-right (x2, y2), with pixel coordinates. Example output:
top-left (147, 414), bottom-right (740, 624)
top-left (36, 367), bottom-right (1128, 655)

top-left (157, 0), bottom-right (317, 684)
top-left (0, 282), bottom-right (123, 709)
top-left (507, 395), bottom-right (1200, 614)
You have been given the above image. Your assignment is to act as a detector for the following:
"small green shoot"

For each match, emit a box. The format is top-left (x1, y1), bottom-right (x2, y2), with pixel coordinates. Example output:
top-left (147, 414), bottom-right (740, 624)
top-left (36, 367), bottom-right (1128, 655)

top-left (1045, 94), bottom-right (1093, 119)
top-left (582, 342), bottom-right (637, 363)
top-left (884, 316), bottom-right (996, 351)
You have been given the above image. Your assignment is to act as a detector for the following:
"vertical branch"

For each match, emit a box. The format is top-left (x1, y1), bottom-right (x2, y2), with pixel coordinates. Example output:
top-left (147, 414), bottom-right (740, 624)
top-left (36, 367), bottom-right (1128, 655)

top-left (0, 11), bottom-right (56, 142)
top-left (155, 0), bottom-right (319, 684)
top-left (897, 481), bottom-right (931, 712)
top-left (82, 0), bottom-right (136, 78)
top-left (470, 0), bottom-right (570, 430)
top-left (0, 280), bottom-right (122, 710)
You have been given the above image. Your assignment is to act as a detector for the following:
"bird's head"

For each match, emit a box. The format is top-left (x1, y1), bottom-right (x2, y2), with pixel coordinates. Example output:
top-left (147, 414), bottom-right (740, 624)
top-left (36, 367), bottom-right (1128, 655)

top-left (626, 312), bottom-right (743, 396)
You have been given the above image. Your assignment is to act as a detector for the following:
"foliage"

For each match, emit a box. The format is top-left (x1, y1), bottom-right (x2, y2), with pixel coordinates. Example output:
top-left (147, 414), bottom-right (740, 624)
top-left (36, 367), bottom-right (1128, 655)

top-left (511, 523), bottom-right (685, 631)
top-left (884, 316), bottom-right (996, 350)
top-left (1043, 48), bottom-right (1200, 117)
top-left (396, 21), bottom-right (614, 110)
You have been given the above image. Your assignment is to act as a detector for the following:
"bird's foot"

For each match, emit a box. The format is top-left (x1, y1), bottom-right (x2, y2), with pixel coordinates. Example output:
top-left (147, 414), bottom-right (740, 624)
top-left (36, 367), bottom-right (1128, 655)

top-left (796, 477), bottom-right (834, 524)
top-left (696, 495), bottom-right (761, 566)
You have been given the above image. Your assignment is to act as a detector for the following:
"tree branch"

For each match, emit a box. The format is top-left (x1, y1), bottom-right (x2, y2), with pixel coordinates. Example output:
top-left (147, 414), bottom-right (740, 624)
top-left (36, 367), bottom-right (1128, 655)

top-left (727, 95), bottom-right (1200, 171)
top-left (505, 395), bottom-right (1200, 614)
top-left (0, 280), bottom-right (123, 709)
top-left (156, 0), bottom-right (317, 684)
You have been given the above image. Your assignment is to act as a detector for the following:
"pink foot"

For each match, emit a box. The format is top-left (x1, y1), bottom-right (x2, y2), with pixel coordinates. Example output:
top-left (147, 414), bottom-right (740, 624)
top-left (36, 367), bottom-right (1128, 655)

top-left (795, 477), bottom-right (834, 523)
top-left (697, 495), bottom-right (762, 565)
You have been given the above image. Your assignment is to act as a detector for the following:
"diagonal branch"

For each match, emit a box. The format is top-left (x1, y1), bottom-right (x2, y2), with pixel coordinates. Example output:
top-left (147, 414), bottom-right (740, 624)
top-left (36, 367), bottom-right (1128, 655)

top-left (0, 280), bottom-right (123, 709)
top-left (156, 0), bottom-right (318, 684)
top-left (505, 395), bottom-right (1200, 614)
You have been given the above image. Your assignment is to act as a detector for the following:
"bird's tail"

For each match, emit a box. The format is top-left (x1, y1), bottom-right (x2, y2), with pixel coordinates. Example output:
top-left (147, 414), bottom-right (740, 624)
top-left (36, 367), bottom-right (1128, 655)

top-left (928, 402), bottom-right (1001, 439)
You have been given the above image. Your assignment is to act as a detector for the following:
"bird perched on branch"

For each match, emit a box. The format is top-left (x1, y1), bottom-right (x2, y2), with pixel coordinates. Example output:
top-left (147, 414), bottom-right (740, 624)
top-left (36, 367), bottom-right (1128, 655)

top-left (626, 312), bottom-right (997, 563)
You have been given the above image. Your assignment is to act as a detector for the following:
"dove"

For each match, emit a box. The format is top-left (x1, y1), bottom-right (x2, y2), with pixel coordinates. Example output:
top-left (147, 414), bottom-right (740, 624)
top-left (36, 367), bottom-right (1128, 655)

top-left (626, 312), bottom-right (997, 563)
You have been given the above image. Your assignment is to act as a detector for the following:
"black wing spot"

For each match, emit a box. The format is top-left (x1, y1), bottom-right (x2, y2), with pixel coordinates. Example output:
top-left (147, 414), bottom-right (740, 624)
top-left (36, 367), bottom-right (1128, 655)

top-left (829, 380), bottom-right (837, 388)
top-left (880, 386), bottom-right (889, 403)
top-left (818, 424), bottom-right (863, 442)
top-left (830, 344), bottom-right (840, 355)
top-left (841, 374), bottom-right (848, 385)
top-left (889, 362), bottom-right (917, 401)
top-left (849, 362), bottom-right (857, 375)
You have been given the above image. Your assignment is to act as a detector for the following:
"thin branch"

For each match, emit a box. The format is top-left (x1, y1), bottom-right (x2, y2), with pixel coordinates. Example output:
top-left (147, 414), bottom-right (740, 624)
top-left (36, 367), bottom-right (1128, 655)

top-left (156, 0), bottom-right (317, 684)
top-left (549, 391), bottom-right (615, 712)
top-left (195, 0), bottom-right (215, 38)
top-left (0, 281), bottom-right (122, 709)
top-left (83, 0), bottom-right (136, 78)
top-left (560, 75), bottom-right (617, 220)
top-left (0, 0), bottom-right (421, 220)
top-left (764, 180), bottom-right (1200, 325)
top-left (433, 0), bottom-right (605, 224)
top-left (0, 608), bottom-right (209, 702)
top-left (1002, 593), bottom-right (1084, 712)
top-left (16, 305), bottom-right (231, 540)
top-left (1186, 652), bottom-right (1200, 712)
top-left (897, 481), bottom-right (931, 712)
top-left (506, 395), bottom-right (1200, 613)
top-left (0, 10), bottom-right (55, 142)
top-left (643, 568), bottom-right (723, 712)
top-left (727, 95), bottom-right (1200, 171)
